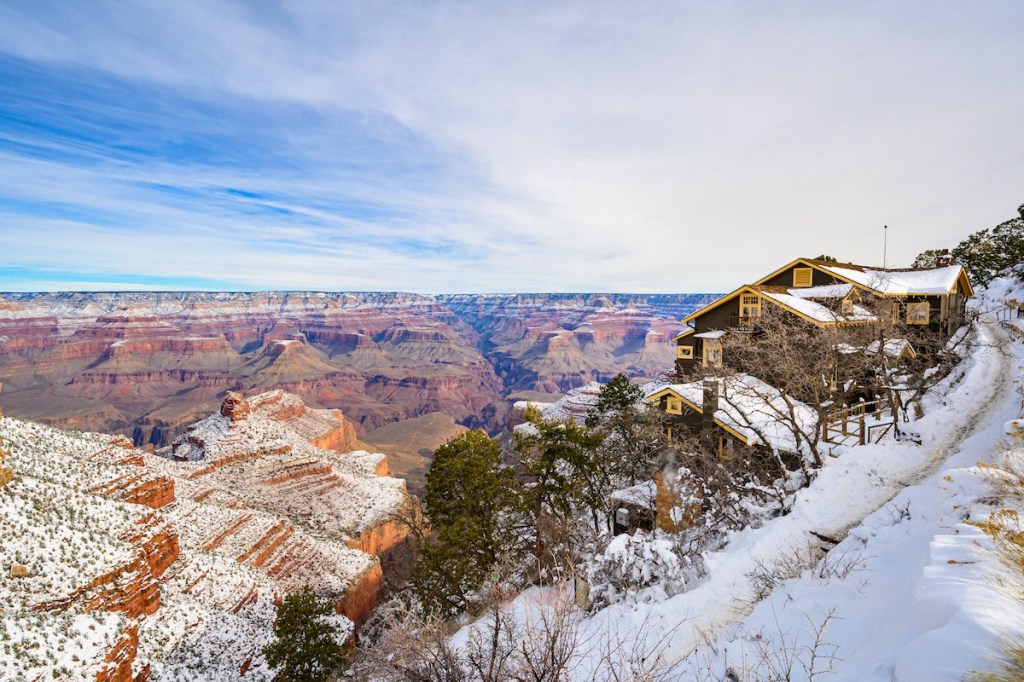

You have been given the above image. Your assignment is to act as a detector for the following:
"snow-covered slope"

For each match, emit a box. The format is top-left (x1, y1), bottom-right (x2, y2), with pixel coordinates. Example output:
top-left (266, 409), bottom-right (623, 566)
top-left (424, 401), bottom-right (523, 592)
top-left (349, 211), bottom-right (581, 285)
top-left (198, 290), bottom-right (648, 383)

top-left (0, 389), bottom-right (409, 681)
top-left (453, 275), bottom-right (1024, 681)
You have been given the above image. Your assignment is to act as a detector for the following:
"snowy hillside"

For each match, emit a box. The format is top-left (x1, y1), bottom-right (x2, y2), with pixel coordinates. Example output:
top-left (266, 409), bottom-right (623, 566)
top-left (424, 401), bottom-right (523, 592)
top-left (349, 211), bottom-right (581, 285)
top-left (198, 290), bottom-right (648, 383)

top-left (0, 389), bottom-right (409, 681)
top-left (450, 275), bottom-right (1024, 681)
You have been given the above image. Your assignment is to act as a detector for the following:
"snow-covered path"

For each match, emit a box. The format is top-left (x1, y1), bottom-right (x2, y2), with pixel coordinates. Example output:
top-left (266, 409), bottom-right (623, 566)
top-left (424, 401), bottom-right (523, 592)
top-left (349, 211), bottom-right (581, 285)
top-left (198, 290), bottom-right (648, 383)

top-left (544, 319), bottom-right (1017, 680)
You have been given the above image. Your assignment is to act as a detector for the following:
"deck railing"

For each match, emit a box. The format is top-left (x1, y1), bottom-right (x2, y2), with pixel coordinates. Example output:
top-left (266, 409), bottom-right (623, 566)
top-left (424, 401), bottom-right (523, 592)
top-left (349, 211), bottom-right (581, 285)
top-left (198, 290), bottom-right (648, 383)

top-left (822, 396), bottom-right (899, 445)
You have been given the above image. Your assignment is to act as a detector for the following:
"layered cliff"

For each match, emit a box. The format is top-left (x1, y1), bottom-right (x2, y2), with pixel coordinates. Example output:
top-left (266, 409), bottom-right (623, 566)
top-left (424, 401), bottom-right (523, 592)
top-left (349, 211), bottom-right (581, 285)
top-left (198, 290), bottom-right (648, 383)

top-left (0, 389), bottom-right (410, 680)
top-left (0, 291), bottom-right (715, 457)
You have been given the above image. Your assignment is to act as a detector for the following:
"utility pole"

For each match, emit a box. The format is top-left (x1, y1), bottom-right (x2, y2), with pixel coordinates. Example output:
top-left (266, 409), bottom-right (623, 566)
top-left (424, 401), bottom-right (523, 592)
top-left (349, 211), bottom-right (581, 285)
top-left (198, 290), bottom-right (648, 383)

top-left (883, 225), bottom-right (888, 268)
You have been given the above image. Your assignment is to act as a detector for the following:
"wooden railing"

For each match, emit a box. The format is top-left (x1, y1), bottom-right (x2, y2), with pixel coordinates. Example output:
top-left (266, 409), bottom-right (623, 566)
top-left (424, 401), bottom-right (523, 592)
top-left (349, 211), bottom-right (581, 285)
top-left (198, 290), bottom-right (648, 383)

top-left (822, 396), bottom-right (899, 446)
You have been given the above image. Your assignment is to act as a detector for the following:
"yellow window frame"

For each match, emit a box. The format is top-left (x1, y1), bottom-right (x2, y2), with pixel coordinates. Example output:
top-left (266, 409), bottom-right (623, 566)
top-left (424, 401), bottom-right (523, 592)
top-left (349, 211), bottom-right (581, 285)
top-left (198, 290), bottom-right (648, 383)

top-left (793, 267), bottom-right (813, 288)
top-left (703, 339), bottom-right (723, 368)
top-left (907, 301), bottom-right (930, 325)
top-left (666, 397), bottom-right (682, 415)
top-left (740, 294), bottom-right (762, 319)
top-left (677, 345), bottom-right (693, 359)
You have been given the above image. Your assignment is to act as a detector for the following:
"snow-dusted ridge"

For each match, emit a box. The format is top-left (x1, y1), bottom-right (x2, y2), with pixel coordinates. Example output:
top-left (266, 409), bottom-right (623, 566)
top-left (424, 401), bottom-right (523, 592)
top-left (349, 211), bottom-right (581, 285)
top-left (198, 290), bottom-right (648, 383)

top-left (0, 388), bottom-right (408, 680)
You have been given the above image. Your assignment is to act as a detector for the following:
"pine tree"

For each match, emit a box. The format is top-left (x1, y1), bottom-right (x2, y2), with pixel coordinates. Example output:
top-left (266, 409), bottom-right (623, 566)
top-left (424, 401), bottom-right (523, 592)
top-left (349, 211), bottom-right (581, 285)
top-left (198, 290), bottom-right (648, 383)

top-left (952, 204), bottom-right (1024, 285)
top-left (415, 430), bottom-right (522, 615)
top-left (262, 586), bottom-right (347, 682)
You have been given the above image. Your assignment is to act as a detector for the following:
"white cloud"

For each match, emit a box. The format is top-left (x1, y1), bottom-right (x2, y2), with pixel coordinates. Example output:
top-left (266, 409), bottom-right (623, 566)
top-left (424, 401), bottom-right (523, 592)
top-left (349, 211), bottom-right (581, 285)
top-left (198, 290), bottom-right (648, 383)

top-left (0, 1), bottom-right (1022, 291)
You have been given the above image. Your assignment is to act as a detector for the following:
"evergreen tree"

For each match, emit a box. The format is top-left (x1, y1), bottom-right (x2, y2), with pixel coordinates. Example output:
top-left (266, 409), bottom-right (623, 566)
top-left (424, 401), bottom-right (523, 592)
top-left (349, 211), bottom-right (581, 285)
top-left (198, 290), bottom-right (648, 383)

top-left (415, 430), bottom-right (522, 615)
top-left (515, 407), bottom-right (606, 557)
top-left (262, 586), bottom-right (347, 682)
top-left (952, 204), bottom-right (1024, 286)
top-left (586, 374), bottom-right (665, 489)
top-left (585, 373), bottom-right (643, 429)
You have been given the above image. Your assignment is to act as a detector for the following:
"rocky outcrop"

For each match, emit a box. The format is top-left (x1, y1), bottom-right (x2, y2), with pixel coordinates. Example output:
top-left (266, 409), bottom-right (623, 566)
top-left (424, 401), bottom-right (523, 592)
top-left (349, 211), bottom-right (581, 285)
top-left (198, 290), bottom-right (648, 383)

top-left (220, 390), bottom-right (250, 421)
top-left (93, 623), bottom-right (141, 682)
top-left (336, 562), bottom-right (383, 629)
top-left (92, 472), bottom-right (176, 509)
top-left (33, 516), bottom-right (179, 618)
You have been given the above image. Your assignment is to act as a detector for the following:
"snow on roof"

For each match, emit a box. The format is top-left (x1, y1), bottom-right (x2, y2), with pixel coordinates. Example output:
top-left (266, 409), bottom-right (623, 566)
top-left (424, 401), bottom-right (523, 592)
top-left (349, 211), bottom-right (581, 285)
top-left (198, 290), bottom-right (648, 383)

top-left (761, 291), bottom-right (877, 324)
top-left (820, 263), bottom-right (965, 295)
top-left (786, 283), bottom-right (853, 300)
top-left (647, 374), bottom-right (817, 454)
top-left (609, 480), bottom-right (657, 510)
top-left (865, 338), bottom-right (916, 358)
top-left (694, 330), bottom-right (727, 339)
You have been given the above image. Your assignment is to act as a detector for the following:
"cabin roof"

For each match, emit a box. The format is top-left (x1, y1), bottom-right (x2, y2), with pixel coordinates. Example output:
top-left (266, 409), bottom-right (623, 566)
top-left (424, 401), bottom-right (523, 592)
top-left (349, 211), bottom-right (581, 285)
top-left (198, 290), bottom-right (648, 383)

top-left (816, 262), bottom-right (972, 297)
top-left (755, 258), bottom-right (974, 297)
top-left (645, 374), bottom-right (817, 454)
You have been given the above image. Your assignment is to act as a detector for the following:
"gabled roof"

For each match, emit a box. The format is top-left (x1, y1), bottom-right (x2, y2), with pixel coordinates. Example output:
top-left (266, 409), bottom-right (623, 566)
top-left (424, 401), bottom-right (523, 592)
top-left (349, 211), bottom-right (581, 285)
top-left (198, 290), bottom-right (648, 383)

top-left (816, 262), bottom-right (974, 298)
top-left (754, 257), bottom-right (974, 298)
top-left (757, 286), bottom-right (877, 324)
top-left (672, 327), bottom-right (695, 342)
top-left (645, 374), bottom-right (817, 454)
top-left (680, 284), bottom-right (751, 325)
top-left (681, 284), bottom-right (877, 327)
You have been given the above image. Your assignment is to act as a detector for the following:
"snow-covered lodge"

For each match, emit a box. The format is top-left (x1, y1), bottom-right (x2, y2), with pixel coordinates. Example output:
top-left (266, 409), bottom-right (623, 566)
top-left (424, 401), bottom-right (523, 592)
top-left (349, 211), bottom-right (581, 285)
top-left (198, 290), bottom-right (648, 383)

top-left (647, 257), bottom-right (974, 459)
top-left (673, 257), bottom-right (974, 375)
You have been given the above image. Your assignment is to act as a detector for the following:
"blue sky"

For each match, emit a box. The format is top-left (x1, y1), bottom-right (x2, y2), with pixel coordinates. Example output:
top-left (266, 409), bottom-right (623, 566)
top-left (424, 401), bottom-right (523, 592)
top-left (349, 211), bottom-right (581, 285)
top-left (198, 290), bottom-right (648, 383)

top-left (0, 1), bottom-right (1022, 293)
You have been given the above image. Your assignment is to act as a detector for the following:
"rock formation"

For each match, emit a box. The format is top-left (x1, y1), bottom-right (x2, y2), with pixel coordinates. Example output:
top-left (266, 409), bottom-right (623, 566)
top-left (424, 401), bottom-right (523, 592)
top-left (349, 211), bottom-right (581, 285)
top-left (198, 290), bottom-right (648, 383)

top-left (0, 388), bottom-right (409, 679)
top-left (0, 291), bottom-right (716, 459)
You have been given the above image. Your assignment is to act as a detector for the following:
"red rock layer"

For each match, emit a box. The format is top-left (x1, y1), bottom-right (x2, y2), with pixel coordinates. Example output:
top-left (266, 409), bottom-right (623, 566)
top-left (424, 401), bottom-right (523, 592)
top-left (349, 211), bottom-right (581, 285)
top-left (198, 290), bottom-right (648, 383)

top-left (33, 516), bottom-right (179, 619)
top-left (336, 562), bottom-right (383, 628)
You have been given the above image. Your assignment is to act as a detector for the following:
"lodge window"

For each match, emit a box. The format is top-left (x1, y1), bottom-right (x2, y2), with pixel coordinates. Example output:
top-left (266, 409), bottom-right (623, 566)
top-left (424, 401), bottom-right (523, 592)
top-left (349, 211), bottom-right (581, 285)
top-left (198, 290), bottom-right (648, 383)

top-left (740, 294), bottom-right (762, 321)
top-left (666, 398), bottom-right (682, 415)
top-left (907, 301), bottom-right (930, 325)
top-left (677, 345), bottom-right (693, 359)
top-left (793, 267), bottom-right (813, 288)
top-left (703, 339), bottom-right (723, 368)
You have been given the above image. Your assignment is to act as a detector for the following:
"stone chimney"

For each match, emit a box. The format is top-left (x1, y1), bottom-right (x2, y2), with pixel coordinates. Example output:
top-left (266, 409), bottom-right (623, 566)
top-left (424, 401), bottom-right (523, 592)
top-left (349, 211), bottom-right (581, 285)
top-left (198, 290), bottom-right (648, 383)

top-left (934, 248), bottom-right (956, 268)
top-left (702, 378), bottom-right (719, 427)
top-left (220, 390), bottom-right (250, 423)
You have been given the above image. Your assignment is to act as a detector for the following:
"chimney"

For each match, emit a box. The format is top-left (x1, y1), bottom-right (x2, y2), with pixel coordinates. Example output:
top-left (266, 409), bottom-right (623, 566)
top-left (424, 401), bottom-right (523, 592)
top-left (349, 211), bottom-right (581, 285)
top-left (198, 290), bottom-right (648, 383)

top-left (702, 379), bottom-right (719, 426)
top-left (934, 248), bottom-right (955, 268)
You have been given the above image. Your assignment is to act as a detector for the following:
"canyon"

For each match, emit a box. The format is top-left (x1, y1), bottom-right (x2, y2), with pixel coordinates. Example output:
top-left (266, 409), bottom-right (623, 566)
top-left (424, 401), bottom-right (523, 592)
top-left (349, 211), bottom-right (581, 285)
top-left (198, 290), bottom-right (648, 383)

top-left (0, 292), bottom-right (714, 465)
top-left (0, 389), bottom-right (409, 680)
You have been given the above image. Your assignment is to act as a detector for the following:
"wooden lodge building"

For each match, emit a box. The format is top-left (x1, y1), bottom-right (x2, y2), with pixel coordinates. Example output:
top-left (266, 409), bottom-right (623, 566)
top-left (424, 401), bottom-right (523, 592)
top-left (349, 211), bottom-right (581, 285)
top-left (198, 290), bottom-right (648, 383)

top-left (641, 256), bottom-right (975, 461)
top-left (674, 257), bottom-right (974, 376)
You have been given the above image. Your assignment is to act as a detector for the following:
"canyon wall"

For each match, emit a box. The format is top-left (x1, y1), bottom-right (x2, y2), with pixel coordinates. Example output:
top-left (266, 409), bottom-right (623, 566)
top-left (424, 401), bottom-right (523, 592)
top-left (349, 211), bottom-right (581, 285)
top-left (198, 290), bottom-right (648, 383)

top-left (0, 291), bottom-right (716, 452)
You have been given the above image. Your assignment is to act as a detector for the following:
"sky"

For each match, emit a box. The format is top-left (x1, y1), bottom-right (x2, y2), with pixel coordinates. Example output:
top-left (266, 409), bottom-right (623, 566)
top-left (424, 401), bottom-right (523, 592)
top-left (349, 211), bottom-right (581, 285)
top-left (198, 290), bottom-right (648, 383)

top-left (0, 1), bottom-right (1021, 293)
